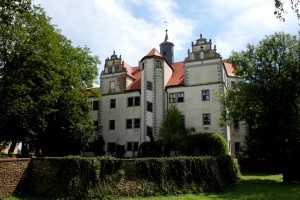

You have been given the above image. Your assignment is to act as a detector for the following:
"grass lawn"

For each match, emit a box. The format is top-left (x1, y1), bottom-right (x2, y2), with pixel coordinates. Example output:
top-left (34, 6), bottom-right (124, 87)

top-left (5, 174), bottom-right (300, 200)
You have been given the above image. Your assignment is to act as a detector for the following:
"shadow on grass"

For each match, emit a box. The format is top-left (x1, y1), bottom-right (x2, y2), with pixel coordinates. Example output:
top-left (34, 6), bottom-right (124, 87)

top-left (213, 178), bottom-right (300, 200)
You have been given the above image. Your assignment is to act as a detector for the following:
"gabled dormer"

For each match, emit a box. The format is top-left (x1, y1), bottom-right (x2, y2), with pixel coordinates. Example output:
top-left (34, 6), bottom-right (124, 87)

top-left (100, 51), bottom-right (127, 94)
top-left (102, 51), bottom-right (126, 75)
top-left (185, 34), bottom-right (221, 62)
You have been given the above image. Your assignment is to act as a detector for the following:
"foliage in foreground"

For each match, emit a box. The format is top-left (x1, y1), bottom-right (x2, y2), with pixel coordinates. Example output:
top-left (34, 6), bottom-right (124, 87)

top-left (6, 174), bottom-right (300, 200)
top-left (221, 32), bottom-right (300, 182)
top-left (13, 156), bottom-right (238, 199)
top-left (0, 0), bottom-right (100, 156)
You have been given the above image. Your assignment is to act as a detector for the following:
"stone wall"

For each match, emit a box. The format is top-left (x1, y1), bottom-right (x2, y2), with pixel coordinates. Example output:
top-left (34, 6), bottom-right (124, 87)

top-left (0, 158), bottom-right (31, 200)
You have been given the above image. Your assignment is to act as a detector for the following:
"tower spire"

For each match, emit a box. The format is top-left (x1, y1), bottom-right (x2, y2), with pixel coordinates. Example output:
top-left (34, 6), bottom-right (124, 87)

top-left (164, 29), bottom-right (168, 42)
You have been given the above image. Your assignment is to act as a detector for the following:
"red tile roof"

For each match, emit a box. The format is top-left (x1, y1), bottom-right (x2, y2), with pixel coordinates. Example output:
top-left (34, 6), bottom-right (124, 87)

top-left (145, 48), bottom-right (163, 58)
top-left (125, 55), bottom-right (237, 91)
top-left (224, 62), bottom-right (237, 76)
top-left (127, 67), bottom-right (141, 91)
top-left (167, 62), bottom-right (184, 87)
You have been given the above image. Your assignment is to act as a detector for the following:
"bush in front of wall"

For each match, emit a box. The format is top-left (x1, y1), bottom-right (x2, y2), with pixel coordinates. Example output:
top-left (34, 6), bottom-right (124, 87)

top-left (182, 133), bottom-right (229, 156)
top-left (14, 155), bottom-right (239, 198)
top-left (17, 156), bottom-right (123, 199)
top-left (135, 155), bottom-right (239, 194)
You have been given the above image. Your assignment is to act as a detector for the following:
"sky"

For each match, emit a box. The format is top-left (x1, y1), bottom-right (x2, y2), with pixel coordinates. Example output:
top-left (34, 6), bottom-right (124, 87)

top-left (32, 0), bottom-right (299, 79)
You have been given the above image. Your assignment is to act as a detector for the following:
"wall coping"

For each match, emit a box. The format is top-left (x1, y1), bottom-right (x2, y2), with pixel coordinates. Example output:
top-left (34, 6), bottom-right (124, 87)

top-left (0, 158), bottom-right (32, 162)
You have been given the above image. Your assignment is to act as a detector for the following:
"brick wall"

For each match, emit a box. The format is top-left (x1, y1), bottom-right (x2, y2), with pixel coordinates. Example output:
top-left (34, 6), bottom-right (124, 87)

top-left (0, 158), bottom-right (31, 200)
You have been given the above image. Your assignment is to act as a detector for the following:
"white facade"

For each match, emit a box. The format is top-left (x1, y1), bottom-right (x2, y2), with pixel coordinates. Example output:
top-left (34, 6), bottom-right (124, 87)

top-left (99, 33), bottom-right (247, 157)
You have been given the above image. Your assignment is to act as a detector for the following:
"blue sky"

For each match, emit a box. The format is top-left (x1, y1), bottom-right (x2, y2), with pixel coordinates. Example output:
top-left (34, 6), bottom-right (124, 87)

top-left (33, 0), bottom-right (299, 76)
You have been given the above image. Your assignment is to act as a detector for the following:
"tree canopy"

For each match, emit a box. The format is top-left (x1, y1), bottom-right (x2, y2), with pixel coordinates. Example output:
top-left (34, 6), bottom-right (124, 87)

top-left (0, 0), bottom-right (100, 156)
top-left (159, 106), bottom-right (188, 155)
top-left (274, 0), bottom-right (300, 21)
top-left (221, 32), bottom-right (300, 182)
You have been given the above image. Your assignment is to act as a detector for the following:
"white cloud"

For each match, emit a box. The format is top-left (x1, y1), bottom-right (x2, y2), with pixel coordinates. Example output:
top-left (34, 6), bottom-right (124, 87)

top-left (33, 0), bottom-right (299, 69)
top-left (205, 0), bottom-right (299, 58)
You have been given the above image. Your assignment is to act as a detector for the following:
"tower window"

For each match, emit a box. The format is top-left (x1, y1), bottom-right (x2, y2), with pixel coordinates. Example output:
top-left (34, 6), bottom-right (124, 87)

top-left (109, 81), bottom-right (115, 92)
top-left (147, 81), bottom-right (153, 91)
top-left (147, 102), bottom-right (153, 112)
top-left (108, 67), bottom-right (112, 73)
top-left (156, 61), bottom-right (162, 68)
top-left (92, 101), bottom-right (99, 110)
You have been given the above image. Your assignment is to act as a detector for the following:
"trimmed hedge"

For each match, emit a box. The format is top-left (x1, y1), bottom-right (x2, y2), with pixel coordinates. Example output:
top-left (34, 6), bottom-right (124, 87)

top-left (16, 155), bottom-right (239, 199)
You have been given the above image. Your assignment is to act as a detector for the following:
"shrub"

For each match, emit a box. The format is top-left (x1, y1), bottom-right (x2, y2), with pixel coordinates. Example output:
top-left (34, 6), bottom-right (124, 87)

top-left (138, 140), bottom-right (162, 157)
top-left (183, 133), bottom-right (229, 156)
top-left (135, 156), bottom-right (239, 193)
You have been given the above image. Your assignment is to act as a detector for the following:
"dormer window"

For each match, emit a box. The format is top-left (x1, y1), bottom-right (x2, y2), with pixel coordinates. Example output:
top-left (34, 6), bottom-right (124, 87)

top-left (156, 61), bottom-right (162, 68)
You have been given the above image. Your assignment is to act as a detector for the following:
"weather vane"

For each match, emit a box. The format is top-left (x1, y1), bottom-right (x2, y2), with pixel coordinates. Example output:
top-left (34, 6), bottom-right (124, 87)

top-left (164, 21), bottom-right (168, 29)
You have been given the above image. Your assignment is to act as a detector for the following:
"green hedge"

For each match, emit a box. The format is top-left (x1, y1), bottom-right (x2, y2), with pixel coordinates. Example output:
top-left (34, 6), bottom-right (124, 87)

top-left (135, 155), bottom-right (239, 194)
top-left (16, 155), bottom-right (239, 199)
top-left (17, 156), bottom-right (123, 199)
top-left (183, 133), bottom-right (229, 156)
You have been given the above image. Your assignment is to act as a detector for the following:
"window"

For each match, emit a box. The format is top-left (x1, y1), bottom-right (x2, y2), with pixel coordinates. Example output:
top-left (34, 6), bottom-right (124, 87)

top-left (147, 126), bottom-right (153, 137)
top-left (177, 92), bottom-right (184, 102)
top-left (109, 120), bottom-right (115, 130)
top-left (169, 93), bottom-right (176, 103)
top-left (169, 92), bottom-right (184, 103)
top-left (156, 61), bottom-right (162, 68)
top-left (92, 101), bottom-right (99, 110)
top-left (126, 119), bottom-right (132, 129)
top-left (108, 67), bottom-right (112, 73)
top-left (141, 62), bottom-right (145, 70)
top-left (234, 120), bottom-right (239, 129)
top-left (128, 97), bottom-right (140, 107)
top-left (231, 81), bottom-right (237, 89)
top-left (235, 142), bottom-right (240, 152)
top-left (203, 114), bottom-right (211, 125)
top-left (202, 89), bottom-right (210, 101)
top-left (147, 81), bottom-right (153, 91)
top-left (110, 99), bottom-right (116, 108)
top-left (147, 102), bottom-right (153, 112)
top-left (134, 118), bottom-right (140, 128)
top-left (127, 142), bottom-right (139, 151)
top-left (127, 142), bottom-right (132, 151)
top-left (109, 81), bottom-right (115, 92)
top-left (134, 97), bottom-right (140, 106)
top-left (114, 66), bottom-right (119, 73)
top-left (107, 142), bottom-right (116, 152)
top-left (134, 142), bottom-right (139, 151)
top-left (128, 97), bottom-right (133, 107)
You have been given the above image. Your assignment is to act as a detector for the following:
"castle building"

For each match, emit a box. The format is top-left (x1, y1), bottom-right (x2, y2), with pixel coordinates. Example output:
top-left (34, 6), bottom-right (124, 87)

top-left (98, 31), bottom-right (247, 157)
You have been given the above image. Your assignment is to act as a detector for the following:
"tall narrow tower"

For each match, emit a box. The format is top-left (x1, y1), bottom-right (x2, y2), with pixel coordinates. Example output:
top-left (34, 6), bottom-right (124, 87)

top-left (159, 29), bottom-right (174, 64)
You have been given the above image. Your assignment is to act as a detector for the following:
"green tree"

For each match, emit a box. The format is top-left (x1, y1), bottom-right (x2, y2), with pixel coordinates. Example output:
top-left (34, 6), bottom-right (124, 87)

top-left (159, 106), bottom-right (187, 156)
top-left (221, 32), bottom-right (300, 182)
top-left (274, 0), bottom-right (299, 21)
top-left (0, 0), bottom-right (100, 156)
